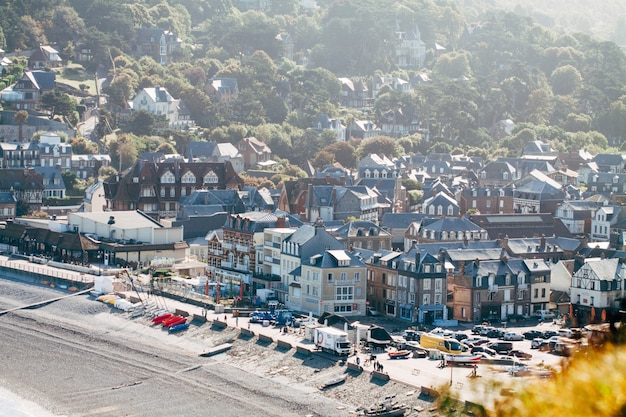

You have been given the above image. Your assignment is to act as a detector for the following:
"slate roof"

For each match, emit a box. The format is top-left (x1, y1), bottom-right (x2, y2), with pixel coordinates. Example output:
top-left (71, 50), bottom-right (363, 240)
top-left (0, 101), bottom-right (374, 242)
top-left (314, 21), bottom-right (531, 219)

top-left (420, 217), bottom-right (484, 233)
top-left (283, 223), bottom-right (343, 259)
top-left (469, 213), bottom-right (573, 239)
top-left (33, 166), bottom-right (66, 191)
top-left (0, 191), bottom-right (16, 204)
top-left (333, 221), bottom-right (391, 238)
top-left (381, 213), bottom-right (426, 229)
top-left (310, 249), bottom-right (366, 268)
top-left (185, 141), bottom-right (217, 159)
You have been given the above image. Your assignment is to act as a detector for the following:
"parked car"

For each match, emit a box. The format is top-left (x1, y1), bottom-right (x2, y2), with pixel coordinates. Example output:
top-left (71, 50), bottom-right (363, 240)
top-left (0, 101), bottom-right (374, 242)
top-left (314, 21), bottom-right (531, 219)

top-left (471, 325), bottom-right (485, 335)
top-left (479, 326), bottom-right (496, 336)
top-left (464, 337), bottom-right (488, 347)
top-left (530, 338), bottom-right (544, 349)
top-left (523, 329), bottom-right (543, 340)
top-left (486, 329), bottom-right (505, 339)
top-left (502, 332), bottom-right (524, 341)
top-left (534, 310), bottom-right (555, 320)
top-left (486, 341), bottom-right (513, 354)
top-left (542, 330), bottom-right (558, 339)
top-left (472, 346), bottom-right (497, 356)
top-left (509, 349), bottom-right (533, 360)
top-left (452, 332), bottom-right (468, 341)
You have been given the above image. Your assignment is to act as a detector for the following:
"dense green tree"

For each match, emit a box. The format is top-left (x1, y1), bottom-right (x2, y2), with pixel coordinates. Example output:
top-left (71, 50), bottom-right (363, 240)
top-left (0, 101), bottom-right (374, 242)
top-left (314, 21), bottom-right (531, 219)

top-left (41, 90), bottom-right (77, 118)
top-left (357, 136), bottom-right (402, 159)
top-left (14, 110), bottom-right (28, 142)
top-left (124, 110), bottom-right (158, 136)
top-left (550, 65), bottom-right (583, 95)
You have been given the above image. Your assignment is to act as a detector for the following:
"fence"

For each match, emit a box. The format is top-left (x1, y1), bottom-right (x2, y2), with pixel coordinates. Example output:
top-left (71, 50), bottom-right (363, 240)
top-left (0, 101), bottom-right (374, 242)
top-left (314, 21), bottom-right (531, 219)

top-left (0, 258), bottom-right (94, 284)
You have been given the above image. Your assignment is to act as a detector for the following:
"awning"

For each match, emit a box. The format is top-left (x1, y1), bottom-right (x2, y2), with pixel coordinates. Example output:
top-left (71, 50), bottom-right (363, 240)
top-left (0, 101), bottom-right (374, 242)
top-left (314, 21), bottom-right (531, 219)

top-left (289, 282), bottom-right (301, 288)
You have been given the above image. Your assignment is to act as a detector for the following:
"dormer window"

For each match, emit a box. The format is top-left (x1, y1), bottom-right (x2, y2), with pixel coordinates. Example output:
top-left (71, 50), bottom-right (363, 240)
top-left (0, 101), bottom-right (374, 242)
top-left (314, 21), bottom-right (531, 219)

top-left (161, 171), bottom-right (175, 184)
top-left (181, 171), bottom-right (196, 184)
top-left (204, 171), bottom-right (219, 184)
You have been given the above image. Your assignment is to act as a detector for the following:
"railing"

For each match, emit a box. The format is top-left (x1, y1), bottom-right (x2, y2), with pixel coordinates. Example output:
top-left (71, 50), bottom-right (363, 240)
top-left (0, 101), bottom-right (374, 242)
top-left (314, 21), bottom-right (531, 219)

top-left (0, 258), bottom-right (94, 283)
top-left (221, 260), bottom-right (233, 268)
top-left (222, 242), bottom-right (234, 250)
top-left (235, 244), bottom-right (249, 253)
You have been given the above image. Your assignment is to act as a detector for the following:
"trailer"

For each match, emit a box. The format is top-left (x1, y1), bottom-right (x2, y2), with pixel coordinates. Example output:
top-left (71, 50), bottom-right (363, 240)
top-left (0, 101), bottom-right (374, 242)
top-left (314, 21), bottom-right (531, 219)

top-left (314, 327), bottom-right (352, 356)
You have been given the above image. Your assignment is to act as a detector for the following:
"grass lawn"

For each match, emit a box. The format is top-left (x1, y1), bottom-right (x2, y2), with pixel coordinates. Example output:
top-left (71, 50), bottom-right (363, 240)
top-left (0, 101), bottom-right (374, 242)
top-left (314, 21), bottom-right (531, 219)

top-left (52, 63), bottom-right (97, 93)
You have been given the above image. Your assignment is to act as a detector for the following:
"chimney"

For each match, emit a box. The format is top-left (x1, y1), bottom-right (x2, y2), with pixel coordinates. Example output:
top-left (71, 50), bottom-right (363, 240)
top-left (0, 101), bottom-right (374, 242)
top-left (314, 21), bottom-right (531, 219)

top-left (276, 215), bottom-right (286, 228)
top-left (473, 258), bottom-right (480, 267)
top-left (459, 260), bottom-right (465, 275)
top-left (415, 251), bottom-right (421, 266)
top-left (540, 234), bottom-right (546, 251)
top-left (501, 235), bottom-right (509, 250)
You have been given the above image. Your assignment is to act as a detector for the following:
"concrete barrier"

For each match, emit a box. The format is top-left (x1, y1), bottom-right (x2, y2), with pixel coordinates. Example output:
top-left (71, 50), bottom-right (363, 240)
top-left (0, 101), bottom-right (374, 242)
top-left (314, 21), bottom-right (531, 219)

top-left (258, 334), bottom-right (273, 343)
top-left (296, 346), bottom-right (311, 355)
top-left (212, 319), bottom-right (227, 328)
top-left (192, 314), bottom-right (207, 323)
top-left (277, 339), bottom-right (292, 349)
top-left (239, 327), bottom-right (254, 337)
top-left (175, 308), bottom-right (189, 317)
top-left (371, 370), bottom-right (390, 381)
top-left (347, 362), bottom-right (363, 372)
top-left (421, 386), bottom-right (439, 398)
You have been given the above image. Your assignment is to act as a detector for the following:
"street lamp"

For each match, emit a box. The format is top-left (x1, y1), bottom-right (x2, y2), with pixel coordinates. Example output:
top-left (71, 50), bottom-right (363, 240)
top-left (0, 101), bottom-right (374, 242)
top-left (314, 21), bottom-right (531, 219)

top-left (96, 252), bottom-right (102, 276)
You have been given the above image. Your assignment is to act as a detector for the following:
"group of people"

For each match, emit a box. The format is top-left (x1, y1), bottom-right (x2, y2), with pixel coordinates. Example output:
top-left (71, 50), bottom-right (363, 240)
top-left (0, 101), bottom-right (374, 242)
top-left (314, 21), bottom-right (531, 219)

top-left (355, 355), bottom-right (385, 373)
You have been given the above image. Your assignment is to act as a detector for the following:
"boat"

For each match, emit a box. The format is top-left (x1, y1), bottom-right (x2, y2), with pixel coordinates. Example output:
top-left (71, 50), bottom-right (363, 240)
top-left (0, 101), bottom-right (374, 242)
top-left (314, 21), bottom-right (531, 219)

top-left (387, 350), bottom-right (412, 359)
top-left (318, 374), bottom-right (348, 390)
top-left (362, 399), bottom-right (408, 417)
top-left (443, 353), bottom-right (482, 365)
top-left (164, 316), bottom-right (187, 328)
top-left (168, 322), bottom-right (190, 333)
top-left (152, 313), bottom-right (173, 325)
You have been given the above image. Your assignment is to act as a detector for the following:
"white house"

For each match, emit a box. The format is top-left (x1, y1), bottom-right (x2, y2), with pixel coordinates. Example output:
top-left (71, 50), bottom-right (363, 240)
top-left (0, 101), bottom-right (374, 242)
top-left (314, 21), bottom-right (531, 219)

top-left (570, 258), bottom-right (625, 316)
top-left (130, 86), bottom-right (194, 130)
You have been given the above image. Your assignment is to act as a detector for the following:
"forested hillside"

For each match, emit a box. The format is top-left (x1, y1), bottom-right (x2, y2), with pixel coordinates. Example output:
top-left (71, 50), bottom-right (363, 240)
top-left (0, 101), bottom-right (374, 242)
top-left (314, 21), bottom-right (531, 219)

top-left (1, 0), bottom-right (626, 173)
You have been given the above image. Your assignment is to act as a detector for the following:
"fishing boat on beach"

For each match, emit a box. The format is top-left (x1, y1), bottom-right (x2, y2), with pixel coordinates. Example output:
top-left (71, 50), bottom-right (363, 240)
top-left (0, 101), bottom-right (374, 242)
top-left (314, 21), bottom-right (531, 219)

top-left (361, 397), bottom-right (407, 417)
top-left (443, 353), bottom-right (482, 365)
top-left (163, 315), bottom-right (186, 328)
top-left (168, 322), bottom-right (190, 333)
top-left (152, 312), bottom-right (173, 325)
top-left (318, 374), bottom-right (348, 390)
top-left (387, 350), bottom-right (412, 359)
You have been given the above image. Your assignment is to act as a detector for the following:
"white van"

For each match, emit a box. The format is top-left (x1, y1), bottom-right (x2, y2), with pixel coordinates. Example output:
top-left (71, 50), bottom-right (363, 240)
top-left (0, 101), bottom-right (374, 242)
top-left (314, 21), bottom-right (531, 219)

top-left (534, 310), bottom-right (555, 320)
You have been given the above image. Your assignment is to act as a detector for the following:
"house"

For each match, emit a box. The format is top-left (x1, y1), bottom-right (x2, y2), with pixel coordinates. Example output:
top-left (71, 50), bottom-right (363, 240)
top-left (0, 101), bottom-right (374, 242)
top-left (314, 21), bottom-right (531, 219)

top-left (34, 166), bottom-right (66, 199)
top-left (306, 185), bottom-right (386, 223)
top-left (185, 141), bottom-right (244, 173)
top-left (522, 140), bottom-right (556, 156)
top-left (478, 160), bottom-right (518, 187)
top-left (338, 78), bottom-right (372, 108)
top-left (207, 78), bottom-right (238, 102)
top-left (378, 107), bottom-right (420, 137)
top-left (394, 24), bottom-right (426, 69)
top-left (450, 256), bottom-right (549, 323)
top-left (367, 248), bottom-right (449, 324)
top-left (134, 28), bottom-right (182, 65)
top-left (278, 176), bottom-right (345, 217)
top-left (347, 119), bottom-right (380, 140)
top-left (82, 181), bottom-right (107, 213)
top-left (570, 257), bottom-right (625, 324)
top-left (103, 160), bottom-right (244, 220)
top-left (313, 114), bottom-right (346, 142)
top-left (547, 168), bottom-right (578, 186)
top-left (0, 168), bottom-right (43, 209)
top-left (236, 137), bottom-right (272, 170)
top-left (590, 205), bottom-right (626, 242)
top-left (277, 220), bottom-right (345, 309)
top-left (67, 210), bottom-right (186, 267)
top-left (275, 32), bottom-right (294, 61)
top-left (0, 142), bottom-right (39, 168)
top-left (459, 186), bottom-right (514, 215)
top-left (372, 75), bottom-right (413, 98)
top-left (38, 133), bottom-right (72, 169)
top-left (357, 177), bottom-right (407, 213)
top-left (256, 226), bottom-right (298, 298)
top-left (70, 154), bottom-right (111, 180)
top-left (207, 212), bottom-right (294, 297)
top-left (591, 154), bottom-right (626, 173)
top-left (585, 172), bottom-right (626, 203)
top-left (331, 220), bottom-right (392, 251)
top-left (512, 170), bottom-right (566, 214)
top-left (129, 86), bottom-right (194, 130)
top-left (0, 191), bottom-right (16, 220)
top-left (555, 200), bottom-right (603, 236)
top-left (380, 212), bottom-right (426, 250)
top-left (357, 153), bottom-right (399, 180)
top-left (28, 45), bottom-right (62, 68)
top-left (421, 191), bottom-right (459, 217)
top-left (293, 249), bottom-right (367, 316)
top-left (1, 70), bottom-right (55, 111)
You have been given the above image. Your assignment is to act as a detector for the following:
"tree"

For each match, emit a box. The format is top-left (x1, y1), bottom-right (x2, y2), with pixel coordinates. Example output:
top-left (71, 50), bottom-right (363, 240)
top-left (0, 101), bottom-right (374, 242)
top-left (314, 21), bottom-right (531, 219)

top-left (550, 65), bottom-right (583, 96)
top-left (124, 110), bottom-right (157, 136)
top-left (41, 90), bottom-right (77, 118)
top-left (98, 165), bottom-right (117, 179)
top-left (357, 136), bottom-right (402, 159)
top-left (14, 110), bottom-right (28, 142)
top-left (70, 137), bottom-right (97, 154)
top-left (16, 199), bottom-right (30, 216)
top-left (61, 171), bottom-right (79, 195)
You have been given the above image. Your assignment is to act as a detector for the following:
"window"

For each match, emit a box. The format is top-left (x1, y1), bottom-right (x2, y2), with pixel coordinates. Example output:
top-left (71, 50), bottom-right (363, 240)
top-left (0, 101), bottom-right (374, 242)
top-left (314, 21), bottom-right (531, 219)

top-left (534, 288), bottom-right (539, 298)
top-left (141, 187), bottom-right (155, 197)
top-left (423, 279), bottom-right (431, 290)
top-left (181, 187), bottom-right (186, 197)
top-left (590, 296), bottom-right (594, 306)
top-left (313, 272), bottom-right (319, 281)
top-left (204, 171), bottom-right (219, 184)
top-left (423, 294), bottom-right (430, 305)
top-left (161, 171), bottom-right (175, 184)
top-left (486, 200), bottom-right (491, 208)
top-left (335, 286), bottom-right (353, 301)
top-left (447, 205), bottom-right (454, 216)
top-left (472, 200), bottom-right (477, 208)
top-left (181, 171), bottom-right (196, 184)
top-left (354, 272), bottom-right (360, 281)
top-left (434, 279), bottom-right (442, 292)
top-left (434, 294), bottom-right (442, 304)
top-left (327, 273), bottom-right (333, 282)
top-left (474, 292), bottom-right (480, 302)
top-left (160, 188), bottom-right (165, 197)
top-left (541, 288), bottom-right (546, 298)
top-left (170, 188), bottom-right (175, 197)
top-left (424, 264), bottom-right (431, 273)
top-left (340, 272), bottom-right (347, 280)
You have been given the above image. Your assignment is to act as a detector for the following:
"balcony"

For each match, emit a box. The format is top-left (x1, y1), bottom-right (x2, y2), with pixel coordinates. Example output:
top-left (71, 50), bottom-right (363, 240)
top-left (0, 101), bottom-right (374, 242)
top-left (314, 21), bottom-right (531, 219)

top-left (209, 248), bottom-right (222, 256)
top-left (236, 244), bottom-right (249, 253)
top-left (489, 284), bottom-right (499, 293)
top-left (264, 240), bottom-right (281, 248)
top-left (235, 263), bottom-right (250, 272)
top-left (517, 283), bottom-right (527, 290)
top-left (222, 242), bottom-right (234, 250)
top-left (221, 260), bottom-right (233, 268)
top-left (253, 272), bottom-right (282, 282)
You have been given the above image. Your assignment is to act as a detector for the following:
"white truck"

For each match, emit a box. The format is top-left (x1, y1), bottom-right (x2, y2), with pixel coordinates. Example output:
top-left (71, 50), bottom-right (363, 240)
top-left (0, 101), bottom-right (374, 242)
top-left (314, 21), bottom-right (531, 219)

top-left (314, 327), bottom-right (352, 356)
